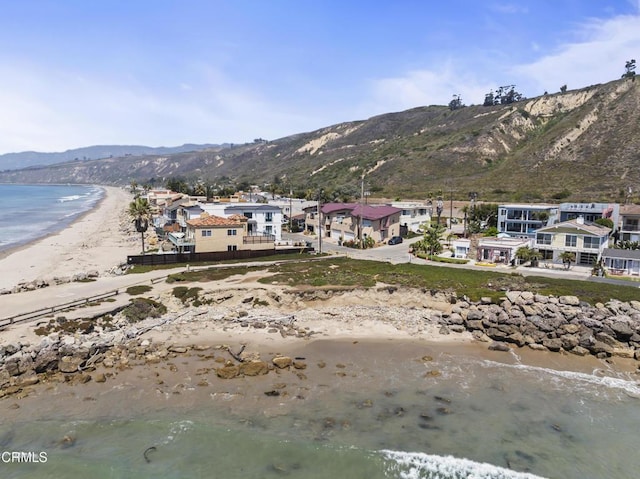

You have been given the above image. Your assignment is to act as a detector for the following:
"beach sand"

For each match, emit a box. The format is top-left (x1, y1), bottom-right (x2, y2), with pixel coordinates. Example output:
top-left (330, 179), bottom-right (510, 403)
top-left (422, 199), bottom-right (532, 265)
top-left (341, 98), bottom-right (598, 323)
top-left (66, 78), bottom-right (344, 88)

top-left (0, 186), bottom-right (138, 291)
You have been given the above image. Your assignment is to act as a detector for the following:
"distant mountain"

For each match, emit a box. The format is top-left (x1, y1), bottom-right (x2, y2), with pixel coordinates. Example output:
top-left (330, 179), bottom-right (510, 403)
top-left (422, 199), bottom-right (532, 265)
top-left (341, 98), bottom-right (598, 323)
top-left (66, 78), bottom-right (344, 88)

top-left (1, 78), bottom-right (639, 203)
top-left (0, 144), bottom-right (221, 171)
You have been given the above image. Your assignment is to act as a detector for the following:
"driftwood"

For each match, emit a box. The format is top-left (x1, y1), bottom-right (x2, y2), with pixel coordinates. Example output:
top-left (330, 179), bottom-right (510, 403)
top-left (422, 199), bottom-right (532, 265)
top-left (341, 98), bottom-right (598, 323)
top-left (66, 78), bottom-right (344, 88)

top-left (226, 344), bottom-right (246, 363)
top-left (143, 446), bottom-right (157, 463)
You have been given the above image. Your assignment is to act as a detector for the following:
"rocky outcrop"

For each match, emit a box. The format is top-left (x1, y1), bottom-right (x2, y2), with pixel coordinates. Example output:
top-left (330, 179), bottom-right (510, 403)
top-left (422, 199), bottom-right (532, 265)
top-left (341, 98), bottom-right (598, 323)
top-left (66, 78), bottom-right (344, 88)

top-left (439, 292), bottom-right (640, 359)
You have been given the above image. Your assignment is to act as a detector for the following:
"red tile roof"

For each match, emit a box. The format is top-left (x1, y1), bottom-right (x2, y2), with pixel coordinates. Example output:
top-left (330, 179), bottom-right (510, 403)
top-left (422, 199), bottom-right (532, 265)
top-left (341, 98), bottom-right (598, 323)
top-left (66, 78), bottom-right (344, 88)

top-left (187, 215), bottom-right (247, 228)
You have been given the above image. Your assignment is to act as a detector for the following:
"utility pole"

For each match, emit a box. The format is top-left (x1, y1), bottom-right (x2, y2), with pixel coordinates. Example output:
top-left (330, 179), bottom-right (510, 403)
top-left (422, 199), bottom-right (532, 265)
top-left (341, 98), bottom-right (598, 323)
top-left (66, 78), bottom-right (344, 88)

top-left (289, 187), bottom-right (293, 233)
top-left (359, 177), bottom-right (364, 247)
top-left (318, 189), bottom-right (323, 254)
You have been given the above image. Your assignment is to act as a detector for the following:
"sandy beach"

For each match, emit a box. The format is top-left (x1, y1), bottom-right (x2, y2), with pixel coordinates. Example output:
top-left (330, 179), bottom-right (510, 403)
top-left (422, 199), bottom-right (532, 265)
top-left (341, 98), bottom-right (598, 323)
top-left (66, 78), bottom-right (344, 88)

top-left (0, 186), bottom-right (138, 291)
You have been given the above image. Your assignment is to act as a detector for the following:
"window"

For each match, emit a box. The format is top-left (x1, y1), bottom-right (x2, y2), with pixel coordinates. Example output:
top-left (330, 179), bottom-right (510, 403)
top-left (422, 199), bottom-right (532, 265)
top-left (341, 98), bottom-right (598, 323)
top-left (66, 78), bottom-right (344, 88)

top-left (265, 225), bottom-right (273, 234)
top-left (265, 212), bottom-right (273, 222)
top-left (227, 229), bottom-right (237, 236)
top-left (227, 245), bottom-right (237, 251)
top-left (243, 212), bottom-right (253, 219)
top-left (583, 236), bottom-right (600, 249)
top-left (536, 233), bottom-right (552, 245)
top-left (565, 235), bottom-right (577, 247)
top-left (201, 230), bottom-right (212, 237)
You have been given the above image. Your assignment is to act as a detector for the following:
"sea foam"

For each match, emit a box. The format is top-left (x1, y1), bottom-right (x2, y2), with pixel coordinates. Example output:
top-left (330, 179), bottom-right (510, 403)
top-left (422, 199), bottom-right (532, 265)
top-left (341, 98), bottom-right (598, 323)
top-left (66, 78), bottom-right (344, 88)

top-left (381, 450), bottom-right (546, 479)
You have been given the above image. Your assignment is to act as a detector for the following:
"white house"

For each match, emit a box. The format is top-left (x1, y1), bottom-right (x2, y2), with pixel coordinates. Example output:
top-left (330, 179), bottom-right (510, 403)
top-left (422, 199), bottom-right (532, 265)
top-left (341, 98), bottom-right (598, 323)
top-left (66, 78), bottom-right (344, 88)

top-left (618, 204), bottom-right (640, 243)
top-left (200, 203), bottom-right (283, 241)
top-left (268, 198), bottom-right (317, 222)
top-left (602, 248), bottom-right (640, 276)
top-left (476, 237), bottom-right (533, 265)
top-left (391, 201), bottom-right (432, 233)
top-left (498, 203), bottom-right (558, 238)
top-left (534, 217), bottom-right (610, 266)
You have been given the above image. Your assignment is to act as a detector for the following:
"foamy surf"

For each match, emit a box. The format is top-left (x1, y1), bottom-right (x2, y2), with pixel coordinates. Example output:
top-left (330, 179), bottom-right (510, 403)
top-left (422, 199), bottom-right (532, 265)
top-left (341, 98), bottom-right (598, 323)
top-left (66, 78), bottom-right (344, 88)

top-left (58, 194), bottom-right (82, 202)
top-left (381, 450), bottom-right (546, 479)
top-left (480, 359), bottom-right (640, 398)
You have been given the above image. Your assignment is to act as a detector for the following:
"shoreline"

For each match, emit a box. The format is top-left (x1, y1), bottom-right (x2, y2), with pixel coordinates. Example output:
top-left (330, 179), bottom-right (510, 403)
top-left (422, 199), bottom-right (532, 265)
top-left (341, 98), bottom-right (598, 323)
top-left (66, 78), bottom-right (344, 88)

top-left (0, 185), bottom-right (137, 291)
top-left (0, 185), bottom-right (106, 261)
top-left (2, 281), bottom-right (639, 424)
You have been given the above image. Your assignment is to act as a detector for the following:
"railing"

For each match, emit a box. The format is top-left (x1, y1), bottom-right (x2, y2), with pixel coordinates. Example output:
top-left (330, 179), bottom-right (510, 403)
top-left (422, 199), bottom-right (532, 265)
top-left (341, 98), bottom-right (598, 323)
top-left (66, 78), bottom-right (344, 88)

top-left (0, 290), bottom-right (119, 330)
top-left (622, 224), bottom-right (640, 232)
top-left (243, 235), bottom-right (275, 244)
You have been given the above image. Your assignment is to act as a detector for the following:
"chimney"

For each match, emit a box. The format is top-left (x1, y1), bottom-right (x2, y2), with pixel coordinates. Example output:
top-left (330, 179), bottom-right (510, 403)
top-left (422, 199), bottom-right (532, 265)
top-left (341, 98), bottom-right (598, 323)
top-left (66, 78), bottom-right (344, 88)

top-left (576, 215), bottom-right (584, 224)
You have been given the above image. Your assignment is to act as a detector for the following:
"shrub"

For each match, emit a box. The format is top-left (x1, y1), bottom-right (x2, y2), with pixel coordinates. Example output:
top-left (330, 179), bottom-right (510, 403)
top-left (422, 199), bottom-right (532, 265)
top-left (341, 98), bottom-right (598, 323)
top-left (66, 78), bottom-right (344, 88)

top-left (172, 286), bottom-right (202, 304)
top-left (122, 298), bottom-right (167, 323)
top-left (126, 285), bottom-right (153, 295)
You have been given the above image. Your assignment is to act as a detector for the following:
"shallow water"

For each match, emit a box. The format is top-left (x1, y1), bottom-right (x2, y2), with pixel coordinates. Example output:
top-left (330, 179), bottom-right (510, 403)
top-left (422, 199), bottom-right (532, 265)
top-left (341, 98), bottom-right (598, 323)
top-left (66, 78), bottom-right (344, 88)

top-left (2, 340), bottom-right (639, 478)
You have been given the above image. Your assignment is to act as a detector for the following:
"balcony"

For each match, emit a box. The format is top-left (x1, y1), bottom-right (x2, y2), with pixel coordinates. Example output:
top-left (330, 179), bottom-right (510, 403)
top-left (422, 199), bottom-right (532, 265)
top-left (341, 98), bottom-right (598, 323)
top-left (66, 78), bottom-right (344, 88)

top-left (243, 234), bottom-right (276, 244)
top-left (622, 223), bottom-right (640, 232)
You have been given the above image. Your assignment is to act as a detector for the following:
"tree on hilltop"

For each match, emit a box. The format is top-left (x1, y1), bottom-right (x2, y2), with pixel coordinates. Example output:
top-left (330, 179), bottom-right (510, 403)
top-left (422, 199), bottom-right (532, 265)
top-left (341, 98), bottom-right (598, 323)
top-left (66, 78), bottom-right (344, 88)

top-left (449, 94), bottom-right (465, 110)
top-left (622, 59), bottom-right (636, 80)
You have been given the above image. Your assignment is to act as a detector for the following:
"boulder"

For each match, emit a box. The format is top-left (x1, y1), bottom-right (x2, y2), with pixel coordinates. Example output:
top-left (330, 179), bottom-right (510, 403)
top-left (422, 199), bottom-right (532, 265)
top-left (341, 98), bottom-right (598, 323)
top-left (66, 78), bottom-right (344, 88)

top-left (560, 334), bottom-right (579, 351)
top-left (542, 338), bottom-right (563, 352)
top-left (58, 356), bottom-right (83, 373)
top-left (216, 364), bottom-right (240, 379)
top-left (610, 321), bottom-right (634, 340)
top-left (33, 349), bottom-right (59, 373)
top-left (488, 341), bottom-right (511, 352)
top-left (272, 356), bottom-right (293, 369)
top-left (559, 295), bottom-right (580, 306)
top-left (240, 360), bottom-right (269, 376)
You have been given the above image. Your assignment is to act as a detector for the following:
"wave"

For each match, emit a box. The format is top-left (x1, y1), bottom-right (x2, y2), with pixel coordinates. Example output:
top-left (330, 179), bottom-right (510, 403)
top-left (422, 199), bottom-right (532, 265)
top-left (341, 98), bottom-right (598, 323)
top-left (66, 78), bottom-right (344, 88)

top-left (480, 360), bottom-right (640, 398)
top-left (381, 450), bottom-right (546, 479)
top-left (58, 194), bottom-right (82, 202)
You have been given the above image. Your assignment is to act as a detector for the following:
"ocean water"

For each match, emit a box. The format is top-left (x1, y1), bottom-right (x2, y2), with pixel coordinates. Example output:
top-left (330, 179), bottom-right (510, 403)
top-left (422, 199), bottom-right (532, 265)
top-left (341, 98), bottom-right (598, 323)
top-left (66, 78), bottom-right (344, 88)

top-left (2, 341), bottom-right (639, 479)
top-left (0, 184), bottom-right (104, 252)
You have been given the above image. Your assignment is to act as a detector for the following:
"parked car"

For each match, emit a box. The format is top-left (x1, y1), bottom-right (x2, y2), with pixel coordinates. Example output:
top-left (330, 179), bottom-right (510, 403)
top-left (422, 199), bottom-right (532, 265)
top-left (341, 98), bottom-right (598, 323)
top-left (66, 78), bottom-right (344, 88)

top-left (388, 236), bottom-right (403, 245)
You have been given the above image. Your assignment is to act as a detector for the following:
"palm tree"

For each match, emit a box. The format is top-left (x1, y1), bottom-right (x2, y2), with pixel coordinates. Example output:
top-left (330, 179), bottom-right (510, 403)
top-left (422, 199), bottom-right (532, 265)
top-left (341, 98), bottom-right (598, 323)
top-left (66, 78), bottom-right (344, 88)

top-left (515, 246), bottom-right (531, 265)
top-left (415, 224), bottom-right (445, 257)
top-left (559, 251), bottom-right (576, 270)
top-left (128, 197), bottom-right (152, 254)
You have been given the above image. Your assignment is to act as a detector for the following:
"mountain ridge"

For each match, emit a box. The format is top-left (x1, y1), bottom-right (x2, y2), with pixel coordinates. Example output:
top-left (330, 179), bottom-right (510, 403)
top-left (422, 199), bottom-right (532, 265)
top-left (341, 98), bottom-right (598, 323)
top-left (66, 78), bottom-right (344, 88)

top-left (0, 78), bottom-right (638, 203)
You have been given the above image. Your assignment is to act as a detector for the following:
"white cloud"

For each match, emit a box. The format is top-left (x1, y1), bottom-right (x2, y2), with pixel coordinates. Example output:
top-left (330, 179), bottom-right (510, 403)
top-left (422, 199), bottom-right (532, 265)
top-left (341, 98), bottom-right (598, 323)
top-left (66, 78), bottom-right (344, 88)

top-left (0, 63), bottom-right (317, 153)
top-left (359, 62), bottom-right (495, 116)
top-left (512, 14), bottom-right (640, 94)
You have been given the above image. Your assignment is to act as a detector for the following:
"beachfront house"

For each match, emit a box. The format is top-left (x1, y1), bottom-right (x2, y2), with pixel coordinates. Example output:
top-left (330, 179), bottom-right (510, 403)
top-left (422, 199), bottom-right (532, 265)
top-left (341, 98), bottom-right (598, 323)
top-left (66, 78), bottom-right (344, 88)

top-left (321, 203), bottom-right (402, 243)
top-left (534, 217), bottom-right (610, 266)
top-left (391, 201), bottom-right (432, 234)
top-left (476, 237), bottom-right (533, 265)
top-left (200, 203), bottom-right (283, 241)
top-left (182, 214), bottom-right (275, 254)
top-left (601, 248), bottom-right (640, 276)
top-left (497, 204), bottom-right (558, 238)
top-left (558, 202), bottom-right (619, 226)
top-left (618, 204), bottom-right (640, 243)
top-left (452, 238), bottom-right (471, 259)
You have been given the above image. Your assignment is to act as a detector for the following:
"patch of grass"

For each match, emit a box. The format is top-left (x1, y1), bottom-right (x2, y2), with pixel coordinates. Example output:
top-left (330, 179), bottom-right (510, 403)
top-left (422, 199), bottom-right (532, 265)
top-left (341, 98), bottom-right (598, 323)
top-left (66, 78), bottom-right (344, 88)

top-left (122, 297), bottom-right (167, 323)
top-left (151, 257), bottom-right (639, 306)
top-left (126, 285), bottom-right (153, 296)
top-left (416, 254), bottom-right (469, 264)
top-left (172, 286), bottom-right (203, 304)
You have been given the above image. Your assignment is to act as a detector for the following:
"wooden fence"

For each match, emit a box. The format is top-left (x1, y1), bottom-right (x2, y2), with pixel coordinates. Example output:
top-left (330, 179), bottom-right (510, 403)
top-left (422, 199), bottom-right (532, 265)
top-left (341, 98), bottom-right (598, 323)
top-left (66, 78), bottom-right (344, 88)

top-left (127, 247), bottom-right (313, 266)
top-left (0, 290), bottom-right (120, 330)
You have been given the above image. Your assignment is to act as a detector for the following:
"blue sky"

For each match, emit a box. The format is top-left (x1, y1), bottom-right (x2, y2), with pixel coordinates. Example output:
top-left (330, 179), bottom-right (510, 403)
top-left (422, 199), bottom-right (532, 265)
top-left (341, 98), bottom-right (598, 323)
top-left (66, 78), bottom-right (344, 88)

top-left (1, 0), bottom-right (639, 154)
